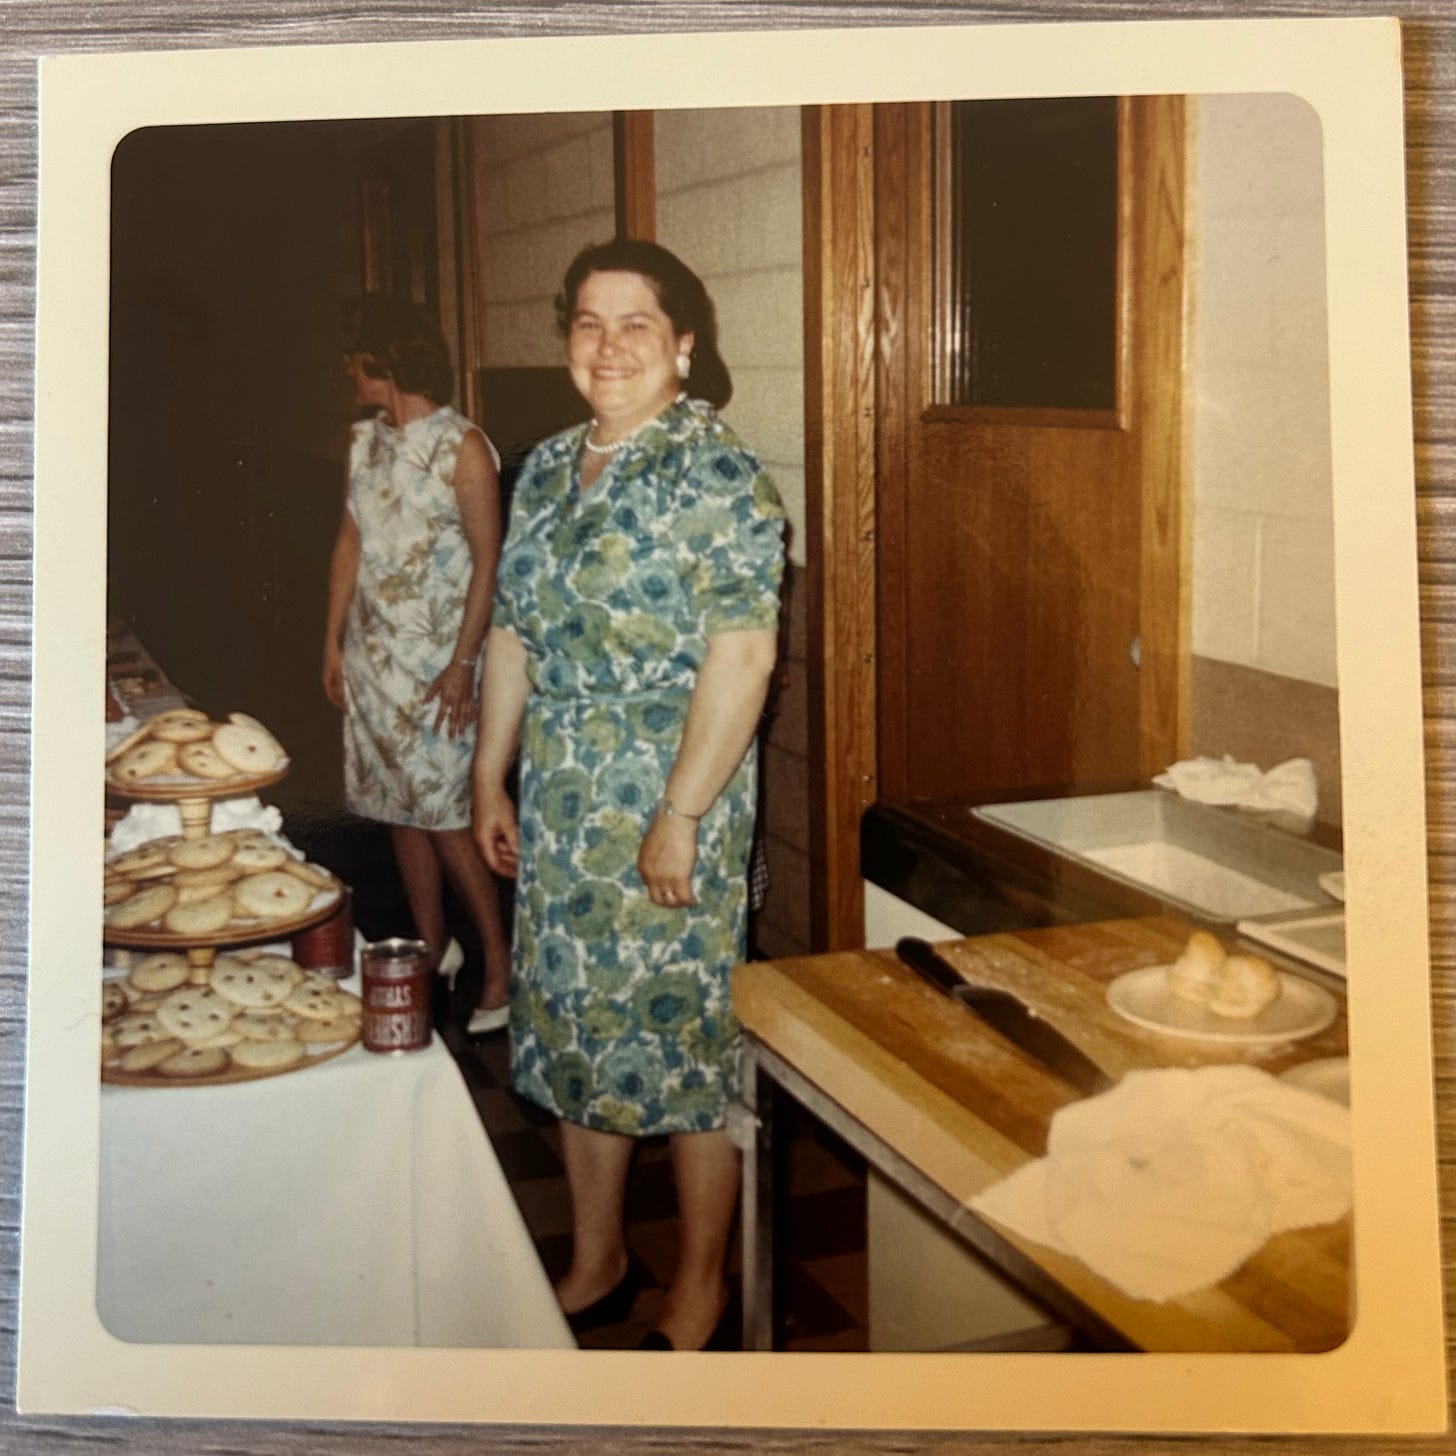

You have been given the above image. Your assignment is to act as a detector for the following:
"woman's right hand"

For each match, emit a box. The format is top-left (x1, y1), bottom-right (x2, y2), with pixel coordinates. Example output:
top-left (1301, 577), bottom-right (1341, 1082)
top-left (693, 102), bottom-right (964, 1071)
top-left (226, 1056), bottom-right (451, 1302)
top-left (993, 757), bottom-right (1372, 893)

top-left (322, 642), bottom-right (345, 709)
top-left (473, 784), bottom-right (520, 878)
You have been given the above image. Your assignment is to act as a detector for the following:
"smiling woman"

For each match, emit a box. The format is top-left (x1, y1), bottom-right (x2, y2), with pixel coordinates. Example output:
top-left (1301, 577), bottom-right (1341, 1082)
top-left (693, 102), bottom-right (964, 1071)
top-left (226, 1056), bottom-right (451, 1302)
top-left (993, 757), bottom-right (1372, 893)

top-left (471, 238), bottom-right (785, 1352)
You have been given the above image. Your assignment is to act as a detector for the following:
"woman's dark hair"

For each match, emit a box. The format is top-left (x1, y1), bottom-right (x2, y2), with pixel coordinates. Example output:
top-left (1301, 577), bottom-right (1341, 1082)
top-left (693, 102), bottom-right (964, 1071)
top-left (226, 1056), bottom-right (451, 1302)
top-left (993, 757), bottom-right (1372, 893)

top-left (341, 294), bottom-right (454, 405)
top-left (554, 239), bottom-right (732, 409)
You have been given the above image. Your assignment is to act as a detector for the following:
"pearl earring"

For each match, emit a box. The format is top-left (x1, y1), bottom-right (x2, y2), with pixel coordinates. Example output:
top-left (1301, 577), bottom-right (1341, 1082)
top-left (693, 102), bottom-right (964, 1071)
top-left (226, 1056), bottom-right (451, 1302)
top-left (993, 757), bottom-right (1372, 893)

top-left (675, 352), bottom-right (691, 380)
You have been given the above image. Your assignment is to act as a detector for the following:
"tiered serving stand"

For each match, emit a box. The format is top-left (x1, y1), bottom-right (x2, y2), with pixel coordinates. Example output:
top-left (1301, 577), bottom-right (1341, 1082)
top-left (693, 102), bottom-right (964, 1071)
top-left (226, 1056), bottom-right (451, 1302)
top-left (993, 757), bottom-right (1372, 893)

top-left (102, 750), bottom-right (360, 1085)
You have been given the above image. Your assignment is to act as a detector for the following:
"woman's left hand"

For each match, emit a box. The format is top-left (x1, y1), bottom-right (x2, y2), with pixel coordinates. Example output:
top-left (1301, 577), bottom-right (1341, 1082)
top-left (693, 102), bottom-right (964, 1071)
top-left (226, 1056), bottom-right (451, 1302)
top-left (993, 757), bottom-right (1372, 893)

top-left (638, 813), bottom-right (699, 909)
top-left (424, 661), bottom-right (478, 739)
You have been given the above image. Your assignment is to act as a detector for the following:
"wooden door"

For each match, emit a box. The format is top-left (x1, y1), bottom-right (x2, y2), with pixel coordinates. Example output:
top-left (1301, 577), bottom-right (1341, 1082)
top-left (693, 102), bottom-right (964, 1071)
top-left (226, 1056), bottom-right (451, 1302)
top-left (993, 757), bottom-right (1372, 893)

top-left (873, 98), bottom-right (1186, 803)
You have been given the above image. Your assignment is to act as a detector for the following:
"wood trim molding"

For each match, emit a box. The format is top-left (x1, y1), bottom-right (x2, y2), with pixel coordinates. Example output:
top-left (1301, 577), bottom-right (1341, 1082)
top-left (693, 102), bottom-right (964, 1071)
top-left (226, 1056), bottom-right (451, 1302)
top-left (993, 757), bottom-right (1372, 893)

top-left (1129, 94), bottom-right (1188, 772)
top-left (613, 110), bottom-right (655, 240)
top-left (803, 103), bottom-right (879, 951)
top-left (446, 116), bottom-right (485, 422)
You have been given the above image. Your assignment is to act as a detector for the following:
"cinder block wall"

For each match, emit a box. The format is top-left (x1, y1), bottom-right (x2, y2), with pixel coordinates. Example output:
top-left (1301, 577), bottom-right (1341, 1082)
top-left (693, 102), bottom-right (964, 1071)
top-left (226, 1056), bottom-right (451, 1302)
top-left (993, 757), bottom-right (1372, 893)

top-left (469, 113), bottom-right (616, 367)
top-left (655, 107), bottom-right (813, 958)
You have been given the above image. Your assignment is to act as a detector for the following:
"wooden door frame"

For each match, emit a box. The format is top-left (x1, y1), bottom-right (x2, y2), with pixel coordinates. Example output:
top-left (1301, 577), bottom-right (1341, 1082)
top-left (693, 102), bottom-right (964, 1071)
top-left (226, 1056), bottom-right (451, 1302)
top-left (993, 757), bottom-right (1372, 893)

top-left (803, 97), bottom-right (1188, 951)
top-left (803, 104), bottom-right (880, 951)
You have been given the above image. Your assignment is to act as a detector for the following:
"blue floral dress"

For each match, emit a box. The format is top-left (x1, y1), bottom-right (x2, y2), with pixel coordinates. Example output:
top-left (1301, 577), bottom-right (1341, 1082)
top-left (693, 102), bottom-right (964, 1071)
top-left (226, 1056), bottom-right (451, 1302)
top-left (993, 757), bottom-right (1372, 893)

top-left (493, 398), bottom-right (786, 1135)
top-left (343, 406), bottom-right (500, 830)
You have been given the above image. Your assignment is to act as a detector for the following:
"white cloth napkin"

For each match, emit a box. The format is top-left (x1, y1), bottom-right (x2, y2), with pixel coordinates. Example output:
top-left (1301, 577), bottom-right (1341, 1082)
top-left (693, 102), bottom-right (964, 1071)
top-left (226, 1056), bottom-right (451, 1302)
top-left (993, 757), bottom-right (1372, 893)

top-left (1153, 755), bottom-right (1318, 826)
top-left (104, 716), bottom-right (141, 755)
top-left (106, 796), bottom-right (284, 853)
top-left (969, 1065), bottom-right (1351, 1302)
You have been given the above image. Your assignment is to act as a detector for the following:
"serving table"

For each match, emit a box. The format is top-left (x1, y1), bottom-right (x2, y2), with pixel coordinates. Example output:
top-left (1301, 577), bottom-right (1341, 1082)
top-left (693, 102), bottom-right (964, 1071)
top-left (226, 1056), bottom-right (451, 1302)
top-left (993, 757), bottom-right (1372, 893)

top-left (731, 915), bottom-right (1349, 1355)
top-left (98, 1004), bottom-right (573, 1350)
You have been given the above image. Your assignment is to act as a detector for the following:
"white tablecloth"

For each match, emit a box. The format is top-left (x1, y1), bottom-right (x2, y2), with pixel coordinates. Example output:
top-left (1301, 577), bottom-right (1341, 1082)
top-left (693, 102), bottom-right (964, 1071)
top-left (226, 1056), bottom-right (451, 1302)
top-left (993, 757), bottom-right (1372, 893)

top-left (98, 1029), bottom-right (573, 1349)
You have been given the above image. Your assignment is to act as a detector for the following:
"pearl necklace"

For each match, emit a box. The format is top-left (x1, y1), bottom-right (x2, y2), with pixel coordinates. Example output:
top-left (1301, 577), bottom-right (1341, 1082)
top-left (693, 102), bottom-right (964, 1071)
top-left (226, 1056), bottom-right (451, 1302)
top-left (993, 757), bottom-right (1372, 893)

top-left (582, 394), bottom-right (687, 456)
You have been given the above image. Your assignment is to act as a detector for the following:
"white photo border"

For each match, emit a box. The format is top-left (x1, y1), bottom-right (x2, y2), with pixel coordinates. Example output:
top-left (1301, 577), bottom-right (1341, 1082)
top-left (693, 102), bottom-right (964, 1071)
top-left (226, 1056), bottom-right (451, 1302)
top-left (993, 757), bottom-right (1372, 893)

top-left (22, 16), bottom-right (1444, 1432)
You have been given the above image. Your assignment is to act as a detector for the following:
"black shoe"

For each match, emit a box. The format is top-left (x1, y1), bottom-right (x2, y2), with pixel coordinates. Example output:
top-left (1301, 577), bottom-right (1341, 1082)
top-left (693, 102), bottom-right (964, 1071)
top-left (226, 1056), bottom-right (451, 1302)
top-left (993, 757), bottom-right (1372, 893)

top-left (636, 1290), bottom-right (741, 1351)
top-left (564, 1256), bottom-right (645, 1336)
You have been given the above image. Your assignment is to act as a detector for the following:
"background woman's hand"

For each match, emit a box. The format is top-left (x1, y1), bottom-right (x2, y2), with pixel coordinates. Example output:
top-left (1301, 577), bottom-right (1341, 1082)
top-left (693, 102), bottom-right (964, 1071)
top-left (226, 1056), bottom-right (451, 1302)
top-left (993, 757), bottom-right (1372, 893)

top-left (473, 784), bottom-right (520, 878)
top-left (322, 643), bottom-right (345, 709)
top-left (424, 661), bottom-right (478, 739)
top-left (637, 813), bottom-right (699, 909)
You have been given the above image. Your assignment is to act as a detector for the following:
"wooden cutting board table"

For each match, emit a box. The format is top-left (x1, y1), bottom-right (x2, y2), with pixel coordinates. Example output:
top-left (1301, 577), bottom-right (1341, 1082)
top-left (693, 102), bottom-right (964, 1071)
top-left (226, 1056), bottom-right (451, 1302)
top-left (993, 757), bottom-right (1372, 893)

top-left (731, 915), bottom-right (1349, 1354)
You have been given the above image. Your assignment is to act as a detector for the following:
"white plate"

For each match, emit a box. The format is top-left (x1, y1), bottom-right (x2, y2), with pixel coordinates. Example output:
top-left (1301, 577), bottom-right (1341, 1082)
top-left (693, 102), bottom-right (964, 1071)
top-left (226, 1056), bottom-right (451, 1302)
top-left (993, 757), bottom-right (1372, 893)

top-left (1105, 966), bottom-right (1339, 1045)
top-left (1279, 1056), bottom-right (1350, 1105)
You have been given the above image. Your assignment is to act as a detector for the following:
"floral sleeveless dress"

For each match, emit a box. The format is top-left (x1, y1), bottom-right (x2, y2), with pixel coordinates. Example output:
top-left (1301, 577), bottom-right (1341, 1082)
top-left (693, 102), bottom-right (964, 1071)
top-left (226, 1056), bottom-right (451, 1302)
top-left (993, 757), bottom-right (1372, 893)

top-left (343, 406), bottom-right (499, 830)
top-left (492, 398), bottom-right (786, 1135)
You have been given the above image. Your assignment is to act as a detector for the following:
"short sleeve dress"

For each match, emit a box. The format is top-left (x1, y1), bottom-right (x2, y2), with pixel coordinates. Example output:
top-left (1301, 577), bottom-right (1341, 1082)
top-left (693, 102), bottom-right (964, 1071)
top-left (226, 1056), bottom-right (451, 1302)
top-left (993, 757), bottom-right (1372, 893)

top-left (493, 397), bottom-right (786, 1136)
top-left (343, 405), bottom-right (500, 831)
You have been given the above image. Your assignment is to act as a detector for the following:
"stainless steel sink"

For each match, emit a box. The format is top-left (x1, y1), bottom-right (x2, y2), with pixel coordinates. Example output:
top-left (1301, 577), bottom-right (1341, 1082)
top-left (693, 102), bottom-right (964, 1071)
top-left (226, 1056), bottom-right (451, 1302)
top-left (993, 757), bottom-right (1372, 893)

top-left (971, 789), bottom-right (1341, 924)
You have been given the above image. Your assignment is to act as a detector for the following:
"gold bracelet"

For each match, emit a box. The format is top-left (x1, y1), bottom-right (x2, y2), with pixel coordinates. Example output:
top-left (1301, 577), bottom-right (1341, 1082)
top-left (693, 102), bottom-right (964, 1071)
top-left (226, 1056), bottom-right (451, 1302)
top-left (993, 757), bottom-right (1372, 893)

top-left (657, 796), bottom-right (702, 824)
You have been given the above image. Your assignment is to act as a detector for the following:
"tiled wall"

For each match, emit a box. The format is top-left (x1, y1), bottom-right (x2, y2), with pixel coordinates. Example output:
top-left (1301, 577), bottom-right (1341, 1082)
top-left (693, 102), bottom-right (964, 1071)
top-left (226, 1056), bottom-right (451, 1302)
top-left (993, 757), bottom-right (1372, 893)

top-left (1186, 94), bottom-right (1339, 816)
top-left (654, 107), bottom-right (812, 955)
top-left (469, 113), bottom-right (617, 368)
top-left (1190, 93), bottom-right (1334, 689)
top-left (654, 107), bottom-right (807, 568)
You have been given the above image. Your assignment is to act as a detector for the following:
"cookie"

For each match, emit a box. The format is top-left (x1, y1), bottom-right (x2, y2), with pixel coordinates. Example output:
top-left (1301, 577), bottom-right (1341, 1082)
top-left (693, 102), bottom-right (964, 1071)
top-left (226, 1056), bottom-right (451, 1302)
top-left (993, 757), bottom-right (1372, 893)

top-left (284, 979), bottom-right (357, 1021)
top-left (230, 1038), bottom-right (306, 1070)
top-left (295, 1017), bottom-right (357, 1046)
top-left (210, 954), bottom-right (295, 1009)
top-left (233, 871), bottom-right (311, 920)
top-left (129, 951), bottom-right (191, 993)
top-left (177, 740), bottom-right (238, 780)
top-left (212, 720), bottom-right (284, 775)
top-left (119, 1037), bottom-right (187, 1073)
top-left (113, 739), bottom-right (179, 782)
top-left (103, 879), bottom-right (136, 906)
top-left (230, 841), bottom-right (287, 873)
top-left (280, 858), bottom-right (336, 891)
top-left (157, 1045), bottom-right (230, 1078)
top-left (150, 717), bottom-right (215, 744)
top-left (105, 882), bottom-right (179, 929)
top-left (107, 841), bottom-right (174, 876)
top-left (162, 894), bottom-right (234, 937)
top-left (148, 707), bottom-right (210, 729)
top-left (173, 861), bottom-right (244, 891)
top-left (124, 859), bottom-right (179, 882)
top-left (156, 986), bottom-right (237, 1043)
top-left (189, 1026), bottom-right (244, 1049)
top-left (231, 1012), bottom-right (301, 1042)
top-left (101, 981), bottom-right (128, 1021)
top-left (249, 953), bottom-right (304, 987)
top-left (112, 1012), bottom-right (170, 1048)
top-left (169, 835), bottom-right (236, 871)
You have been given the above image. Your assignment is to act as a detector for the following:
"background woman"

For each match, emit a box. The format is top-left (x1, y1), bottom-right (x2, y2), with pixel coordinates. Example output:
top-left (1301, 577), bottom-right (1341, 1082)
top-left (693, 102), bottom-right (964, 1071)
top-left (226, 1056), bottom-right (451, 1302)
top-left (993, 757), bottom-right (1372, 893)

top-left (473, 240), bottom-right (785, 1351)
top-left (324, 295), bottom-right (510, 1034)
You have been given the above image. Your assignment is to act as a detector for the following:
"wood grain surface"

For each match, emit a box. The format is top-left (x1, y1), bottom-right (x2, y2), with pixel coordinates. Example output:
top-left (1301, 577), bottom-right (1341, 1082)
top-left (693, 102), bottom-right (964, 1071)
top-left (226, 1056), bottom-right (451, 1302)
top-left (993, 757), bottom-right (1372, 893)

top-left (3, 3), bottom-right (1453, 1452)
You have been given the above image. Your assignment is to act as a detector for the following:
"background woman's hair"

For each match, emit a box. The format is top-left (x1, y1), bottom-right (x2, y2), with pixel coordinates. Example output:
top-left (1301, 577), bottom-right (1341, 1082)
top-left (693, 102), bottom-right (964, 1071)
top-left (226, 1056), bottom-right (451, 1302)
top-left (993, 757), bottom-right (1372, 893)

top-left (554, 239), bottom-right (733, 409)
top-left (341, 294), bottom-right (454, 405)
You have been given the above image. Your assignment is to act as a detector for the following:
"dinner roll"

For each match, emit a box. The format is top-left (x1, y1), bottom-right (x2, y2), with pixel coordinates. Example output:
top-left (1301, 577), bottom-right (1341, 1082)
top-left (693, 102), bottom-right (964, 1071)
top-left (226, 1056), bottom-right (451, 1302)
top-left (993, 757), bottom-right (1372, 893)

top-left (1207, 953), bottom-right (1281, 1019)
top-left (1166, 930), bottom-right (1226, 1005)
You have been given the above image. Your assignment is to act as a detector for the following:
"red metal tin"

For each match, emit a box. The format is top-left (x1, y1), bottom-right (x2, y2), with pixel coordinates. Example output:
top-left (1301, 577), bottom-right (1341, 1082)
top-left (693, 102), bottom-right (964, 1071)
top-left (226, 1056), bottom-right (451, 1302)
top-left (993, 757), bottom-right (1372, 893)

top-left (360, 937), bottom-right (432, 1053)
top-left (291, 889), bottom-right (354, 980)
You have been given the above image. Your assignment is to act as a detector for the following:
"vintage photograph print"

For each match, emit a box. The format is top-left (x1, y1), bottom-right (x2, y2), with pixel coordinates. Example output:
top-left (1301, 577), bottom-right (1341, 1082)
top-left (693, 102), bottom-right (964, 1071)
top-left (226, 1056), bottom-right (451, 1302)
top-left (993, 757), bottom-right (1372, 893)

top-left (23, 18), bottom-right (1444, 1433)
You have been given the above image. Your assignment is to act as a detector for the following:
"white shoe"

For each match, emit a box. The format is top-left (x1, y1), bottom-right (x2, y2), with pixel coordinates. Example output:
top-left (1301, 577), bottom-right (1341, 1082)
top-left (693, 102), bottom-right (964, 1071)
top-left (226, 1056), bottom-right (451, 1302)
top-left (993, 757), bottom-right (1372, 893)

top-left (437, 938), bottom-right (465, 991)
top-left (466, 1002), bottom-right (509, 1036)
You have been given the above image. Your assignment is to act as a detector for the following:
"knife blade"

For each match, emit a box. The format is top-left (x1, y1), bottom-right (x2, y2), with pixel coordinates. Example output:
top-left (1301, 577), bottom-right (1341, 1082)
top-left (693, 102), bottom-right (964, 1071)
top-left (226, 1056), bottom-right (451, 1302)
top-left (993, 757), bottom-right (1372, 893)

top-left (894, 937), bottom-right (1112, 1097)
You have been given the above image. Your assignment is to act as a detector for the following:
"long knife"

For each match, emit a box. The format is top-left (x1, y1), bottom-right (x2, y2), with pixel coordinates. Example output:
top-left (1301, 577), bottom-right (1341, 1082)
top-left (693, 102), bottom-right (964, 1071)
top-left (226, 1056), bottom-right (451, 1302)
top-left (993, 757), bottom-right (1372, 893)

top-left (894, 937), bottom-right (1112, 1097)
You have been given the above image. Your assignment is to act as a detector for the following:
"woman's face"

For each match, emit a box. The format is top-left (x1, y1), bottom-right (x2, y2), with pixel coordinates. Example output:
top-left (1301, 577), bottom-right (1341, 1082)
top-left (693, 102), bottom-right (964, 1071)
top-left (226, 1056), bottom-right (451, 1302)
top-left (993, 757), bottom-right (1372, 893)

top-left (343, 352), bottom-right (392, 413)
top-left (566, 270), bottom-right (693, 435)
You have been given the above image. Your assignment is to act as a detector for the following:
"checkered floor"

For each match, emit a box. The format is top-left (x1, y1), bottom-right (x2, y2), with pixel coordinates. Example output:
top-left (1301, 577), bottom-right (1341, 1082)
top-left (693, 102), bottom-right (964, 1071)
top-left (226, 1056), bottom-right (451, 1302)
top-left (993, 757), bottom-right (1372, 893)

top-left (438, 993), bottom-right (871, 1352)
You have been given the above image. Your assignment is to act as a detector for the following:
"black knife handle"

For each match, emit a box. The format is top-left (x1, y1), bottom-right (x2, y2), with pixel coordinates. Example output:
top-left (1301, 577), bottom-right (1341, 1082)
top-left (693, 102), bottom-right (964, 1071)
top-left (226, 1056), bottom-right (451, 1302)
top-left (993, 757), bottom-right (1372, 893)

top-left (894, 937), bottom-right (966, 997)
